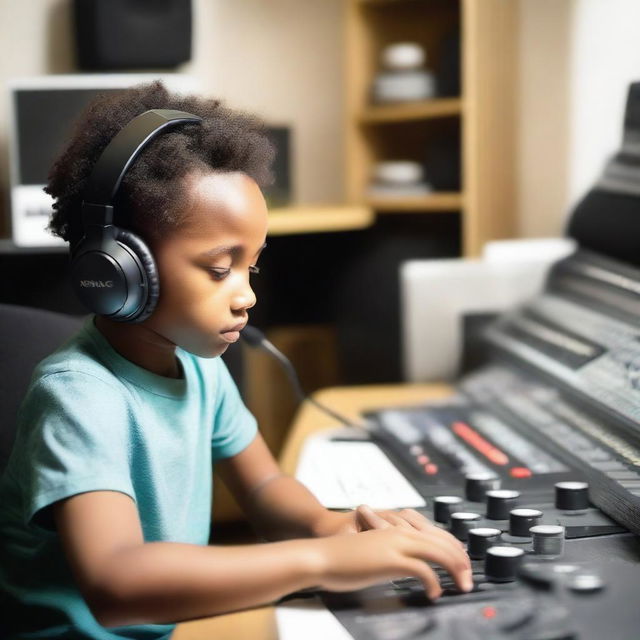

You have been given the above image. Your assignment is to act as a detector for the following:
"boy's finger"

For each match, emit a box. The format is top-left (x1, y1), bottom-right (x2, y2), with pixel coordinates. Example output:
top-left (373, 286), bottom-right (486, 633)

top-left (355, 504), bottom-right (392, 530)
top-left (383, 512), bottom-right (414, 530)
top-left (404, 560), bottom-right (442, 600)
top-left (407, 534), bottom-right (473, 592)
top-left (400, 509), bottom-right (467, 550)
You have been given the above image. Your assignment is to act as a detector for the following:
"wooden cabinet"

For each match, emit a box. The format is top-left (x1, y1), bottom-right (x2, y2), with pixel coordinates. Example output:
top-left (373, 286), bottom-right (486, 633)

top-left (345, 0), bottom-right (518, 256)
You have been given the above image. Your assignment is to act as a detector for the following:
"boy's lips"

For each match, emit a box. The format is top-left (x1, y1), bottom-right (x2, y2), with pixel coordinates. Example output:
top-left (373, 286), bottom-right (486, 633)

top-left (221, 321), bottom-right (247, 334)
top-left (220, 321), bottom-right (247, 343)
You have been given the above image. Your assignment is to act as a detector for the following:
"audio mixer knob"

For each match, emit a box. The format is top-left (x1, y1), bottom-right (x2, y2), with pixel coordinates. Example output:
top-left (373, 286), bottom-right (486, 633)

top-left (450, 512), bottom-right (482, 541)
top-left (484, 546), bottom-right (525, 582)
top-left (465, 472), bottom-right (501, 502)
top-left (509, 508), bottom-right (543, 537)
top-left (555, 481), bottom-right (589, 511)
top-left (433, 495), bottom-right (463, 524)
top-left (486, 489), bottom-right (520, 520)
top-left (530, 524), bottom-right (565, 556)
top-left (467, 527), bottom-right (502, 559)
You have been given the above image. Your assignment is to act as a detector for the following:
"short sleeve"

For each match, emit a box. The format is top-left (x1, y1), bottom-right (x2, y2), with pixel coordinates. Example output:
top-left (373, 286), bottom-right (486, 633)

top-left (14, 371), bottom-right (135, 532)
top-left (210, 359), bottom-right (258, 461)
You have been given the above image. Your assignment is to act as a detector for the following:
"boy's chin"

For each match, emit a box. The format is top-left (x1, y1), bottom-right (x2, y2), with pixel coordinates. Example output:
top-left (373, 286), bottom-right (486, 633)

top-left (202, 342), bottom-right (230, 358)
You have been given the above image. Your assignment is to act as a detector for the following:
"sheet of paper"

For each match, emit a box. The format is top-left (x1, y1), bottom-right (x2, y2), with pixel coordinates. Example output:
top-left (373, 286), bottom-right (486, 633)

top-left (295, 437), bottom-right (427, 510)
top-left (276, 600), bottom-right (352, 640)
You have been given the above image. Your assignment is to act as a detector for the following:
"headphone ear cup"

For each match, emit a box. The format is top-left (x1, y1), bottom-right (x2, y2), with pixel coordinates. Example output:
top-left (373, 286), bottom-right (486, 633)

top-left (115, 228), bottom-right (160, 323)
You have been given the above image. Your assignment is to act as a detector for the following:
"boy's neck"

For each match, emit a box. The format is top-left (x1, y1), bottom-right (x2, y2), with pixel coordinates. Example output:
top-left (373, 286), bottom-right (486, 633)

top-left (94, 315), bottom-right (182, 379)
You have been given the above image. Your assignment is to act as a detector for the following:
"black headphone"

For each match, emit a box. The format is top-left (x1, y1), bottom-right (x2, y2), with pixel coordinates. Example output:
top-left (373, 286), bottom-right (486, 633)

top-left (70, 108), bottom-right (202, 323)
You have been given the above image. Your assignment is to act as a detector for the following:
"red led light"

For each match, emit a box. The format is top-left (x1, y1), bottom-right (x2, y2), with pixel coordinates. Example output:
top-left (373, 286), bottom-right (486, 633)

top-left (452, 421), bottom-right (509, 465)
top-left (510, 466), bottom-right (532, 478)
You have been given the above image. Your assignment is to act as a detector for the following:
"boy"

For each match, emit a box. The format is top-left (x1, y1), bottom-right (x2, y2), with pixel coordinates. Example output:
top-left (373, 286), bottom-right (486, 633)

top-left (0, 82), bottom-right (471, 640)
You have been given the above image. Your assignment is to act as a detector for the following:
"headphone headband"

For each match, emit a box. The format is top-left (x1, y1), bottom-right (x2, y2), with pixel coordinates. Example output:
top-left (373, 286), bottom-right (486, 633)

top-left (83, 109), bottom-right (202, 211)
top-left (71, 108), bottom-right (202, 323)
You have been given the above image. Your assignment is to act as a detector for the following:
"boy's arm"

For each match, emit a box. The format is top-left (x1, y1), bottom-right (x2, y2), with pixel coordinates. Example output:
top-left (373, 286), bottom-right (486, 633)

top-left (216, 432), bottom-right (333, 539)
top-left (54, 490), bottom-right (472, 627)
top-left (216, 434), bottom-right (453, 540)
top-left (54, 490), bottom-right (318, 627)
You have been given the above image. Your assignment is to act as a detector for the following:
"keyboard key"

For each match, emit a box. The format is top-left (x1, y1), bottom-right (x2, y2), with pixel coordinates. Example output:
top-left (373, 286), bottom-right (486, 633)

top-left (606, 470), bottom-right (640, 480)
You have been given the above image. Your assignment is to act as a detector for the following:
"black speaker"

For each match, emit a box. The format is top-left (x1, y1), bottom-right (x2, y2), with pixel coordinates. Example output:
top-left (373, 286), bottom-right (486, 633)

top-left (73, 0), bottom-right (192, 70)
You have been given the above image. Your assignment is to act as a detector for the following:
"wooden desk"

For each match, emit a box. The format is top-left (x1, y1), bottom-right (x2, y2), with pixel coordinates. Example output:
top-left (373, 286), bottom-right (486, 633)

top-left (173, 383), bottom-right (452, 640)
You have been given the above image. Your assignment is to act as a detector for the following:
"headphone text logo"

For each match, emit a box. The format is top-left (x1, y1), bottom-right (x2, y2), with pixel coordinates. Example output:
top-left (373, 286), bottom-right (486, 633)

top-left (79, 280), bottom-right (114, 288)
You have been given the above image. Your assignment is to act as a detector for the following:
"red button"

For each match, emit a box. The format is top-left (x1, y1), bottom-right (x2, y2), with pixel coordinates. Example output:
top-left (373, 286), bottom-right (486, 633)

top-left (510, 467), bottom-right (532, 478)
top-left (482, 606), bottom-right (497, 619)
top-left (424, 463), bottom-right (438, 475)
top-left (452, 421), bottom-right (509, 466)
top-left (417, 455), bottom-right (430, 465)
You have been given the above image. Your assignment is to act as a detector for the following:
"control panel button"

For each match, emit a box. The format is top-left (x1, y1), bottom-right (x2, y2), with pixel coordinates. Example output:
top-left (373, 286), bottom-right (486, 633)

top-left (555, 481), bottom-right (589, 511)
top-left (468, 527), bottom-right (502, 559)
top-left (509, 508), bottom-right (543, 537)
top-left (484, 546), bottom-right (525, 582)
top-left (450, 512), bottom-right (482, 541)
top-left (433, 495), bottom-right (463, 524)
top-left (530, 524), bottom-right (565, 556)
top-left (486, 489), bottom-right (520, 520)
top-left (465, 472), bottom-right (501, 502)
top-left (567, 572), bottom-right (605, 593)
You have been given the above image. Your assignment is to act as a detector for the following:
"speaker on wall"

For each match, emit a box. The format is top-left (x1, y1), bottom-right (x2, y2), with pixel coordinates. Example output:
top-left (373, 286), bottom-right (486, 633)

top-left (73, 0), bottom-right (192, 70)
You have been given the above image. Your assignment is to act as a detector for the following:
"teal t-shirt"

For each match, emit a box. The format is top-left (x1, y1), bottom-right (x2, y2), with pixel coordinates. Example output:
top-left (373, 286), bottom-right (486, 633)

top-left (0, 316), bottom-right (258, 639)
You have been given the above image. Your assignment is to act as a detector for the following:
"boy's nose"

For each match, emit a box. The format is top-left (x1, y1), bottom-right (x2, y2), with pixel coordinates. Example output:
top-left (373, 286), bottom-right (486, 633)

top-left (231, 285), bottom-right (257, 312)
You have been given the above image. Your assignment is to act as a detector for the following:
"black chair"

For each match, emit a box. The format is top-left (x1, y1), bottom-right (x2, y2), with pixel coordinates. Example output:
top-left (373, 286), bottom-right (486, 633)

top-left (0, 304), bottom-right (84, 475)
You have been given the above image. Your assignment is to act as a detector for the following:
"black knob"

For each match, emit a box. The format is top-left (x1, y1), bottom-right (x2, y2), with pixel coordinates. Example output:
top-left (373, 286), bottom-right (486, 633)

top-left (484, 545), bottom-right (525, 582)
top-left (468, 527), bottom-right (502, 559)
top-left (486, 489), bottom-right (520, 520)
top-left (465, 472), bottom-right (501, 502)
top-left (509, 508), bottom-right (543, 537)
top-left (450, 512), bottom-right (482, 541)
top-left (555, 481), bottom-right (589, 511)
top-left (433, 495), bottom-right (463, 524)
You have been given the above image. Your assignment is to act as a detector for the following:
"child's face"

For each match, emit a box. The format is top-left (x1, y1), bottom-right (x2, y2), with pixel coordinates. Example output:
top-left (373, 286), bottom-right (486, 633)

top-left (143, 170), bottom-right (268, 358)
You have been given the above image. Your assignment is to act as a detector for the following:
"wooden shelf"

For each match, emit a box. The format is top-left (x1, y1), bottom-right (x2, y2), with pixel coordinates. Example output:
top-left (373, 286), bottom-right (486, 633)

top-left (357, 0), bottom-right (427, 5)
top-left (346, 0), bottom-right (517, 255)
top-left (366, 192), bottom-right (463, 212)
top-left (267, 205), bottom-right (374, 235)
top-left (358, 97), bottom-right (463, 124)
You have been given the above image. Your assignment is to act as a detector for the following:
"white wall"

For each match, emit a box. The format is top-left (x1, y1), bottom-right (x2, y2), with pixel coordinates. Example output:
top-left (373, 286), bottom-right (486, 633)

top-left (183, 0), bottom-right (345, 204)
top-left (0, 0), bottom-right (345, 234)
top-left (516, 0), bottom-right (574, 238)
top-left (567, 0), bottom-right (640, 208)
top-left (516, 0), bottom-right (640, 238)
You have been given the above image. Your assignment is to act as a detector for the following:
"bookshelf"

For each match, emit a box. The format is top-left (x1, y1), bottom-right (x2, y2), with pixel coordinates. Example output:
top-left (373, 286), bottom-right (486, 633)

top-left (345, 0), bottom-right (518, 256)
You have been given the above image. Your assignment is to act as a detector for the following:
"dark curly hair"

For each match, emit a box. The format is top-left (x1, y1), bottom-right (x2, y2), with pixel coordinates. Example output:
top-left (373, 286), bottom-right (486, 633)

top-left (46, 81), bottom-right (276, 248)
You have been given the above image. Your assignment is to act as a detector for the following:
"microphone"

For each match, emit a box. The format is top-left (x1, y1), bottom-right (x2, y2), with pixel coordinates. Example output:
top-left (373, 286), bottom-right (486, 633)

top-left (241, 325), bottom-right (364, 429)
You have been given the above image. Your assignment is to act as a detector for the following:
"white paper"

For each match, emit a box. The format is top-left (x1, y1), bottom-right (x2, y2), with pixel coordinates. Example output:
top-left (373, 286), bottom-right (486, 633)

top-left (295, 436), bottom-right (426, 510)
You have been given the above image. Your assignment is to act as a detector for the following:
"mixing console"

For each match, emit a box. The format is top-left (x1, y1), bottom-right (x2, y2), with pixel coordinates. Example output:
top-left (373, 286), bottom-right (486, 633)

top-left (293, 250), bottom-right (640, 639)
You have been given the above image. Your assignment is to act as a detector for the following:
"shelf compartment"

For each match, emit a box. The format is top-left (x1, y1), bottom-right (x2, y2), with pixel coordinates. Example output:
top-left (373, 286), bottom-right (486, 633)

top-left (366, 192), bottom-right (462, 212)
top-left (268, 205), bottom-right (374, 235)
top-left (358, 97), bottom-right (462, 124)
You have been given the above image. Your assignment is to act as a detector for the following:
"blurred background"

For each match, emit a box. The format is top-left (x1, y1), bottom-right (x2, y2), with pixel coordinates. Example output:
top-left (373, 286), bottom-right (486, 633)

top-left (0, 0), bottom-right (638, 524)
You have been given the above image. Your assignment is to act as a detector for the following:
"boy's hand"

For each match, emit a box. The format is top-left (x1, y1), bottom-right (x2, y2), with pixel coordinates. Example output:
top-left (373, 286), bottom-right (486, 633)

top-left (311, 526), bottom-right (473, 598)
top-left (313, 504), bottom-right (465, 547)
top-left (309, 504), bottom-right (471, 598)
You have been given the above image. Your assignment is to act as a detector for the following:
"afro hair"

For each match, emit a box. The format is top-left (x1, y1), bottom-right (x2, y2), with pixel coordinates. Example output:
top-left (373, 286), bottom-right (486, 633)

top-left (46, 81), bottom-right (276, 248)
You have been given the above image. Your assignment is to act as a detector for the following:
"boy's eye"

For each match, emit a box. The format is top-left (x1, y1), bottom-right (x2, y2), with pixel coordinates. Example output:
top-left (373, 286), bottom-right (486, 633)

top-left (209, 267), bottom-right (231, 280)
top-left (208, 265), bottom-right (260, 280)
